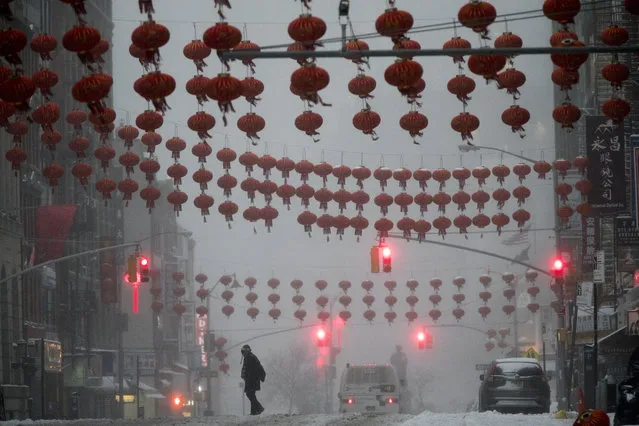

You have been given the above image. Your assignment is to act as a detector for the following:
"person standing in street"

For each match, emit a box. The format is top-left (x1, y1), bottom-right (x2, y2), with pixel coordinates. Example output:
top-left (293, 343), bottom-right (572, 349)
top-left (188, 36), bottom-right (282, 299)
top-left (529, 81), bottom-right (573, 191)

top-left (390, 345), bottom-right (408, 387)
top-left (241, 345), bottom-right (266, 415)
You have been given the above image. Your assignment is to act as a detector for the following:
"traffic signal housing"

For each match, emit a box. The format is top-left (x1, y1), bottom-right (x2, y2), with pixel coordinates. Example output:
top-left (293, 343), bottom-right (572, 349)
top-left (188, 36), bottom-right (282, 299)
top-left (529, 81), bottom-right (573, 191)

top-left (126, 255), bottom-right (137, 283)
top-left (551, 257), bottom-right (565, 280)
top-left (139, 255), bottom-right (150, 283)
top-left (370, 247), bottom-right (380, 273)
top-left (316, 327), bottom-right (330, 347)
top-left (382, 247), bottom-right (392, 273)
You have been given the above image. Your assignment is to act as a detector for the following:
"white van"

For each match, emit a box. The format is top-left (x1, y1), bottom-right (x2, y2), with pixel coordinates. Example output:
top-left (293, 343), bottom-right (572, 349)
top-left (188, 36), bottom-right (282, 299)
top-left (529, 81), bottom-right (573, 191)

top-left (337, 363), bottom-right (401, 413)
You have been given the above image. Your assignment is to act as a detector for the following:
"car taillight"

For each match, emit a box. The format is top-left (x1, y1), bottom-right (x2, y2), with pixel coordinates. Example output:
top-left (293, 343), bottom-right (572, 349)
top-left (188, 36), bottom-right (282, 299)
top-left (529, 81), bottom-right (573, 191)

top-left (343, 398), bottom-right (353, 404)
top-left (387, 398), bottom-right (394, 404)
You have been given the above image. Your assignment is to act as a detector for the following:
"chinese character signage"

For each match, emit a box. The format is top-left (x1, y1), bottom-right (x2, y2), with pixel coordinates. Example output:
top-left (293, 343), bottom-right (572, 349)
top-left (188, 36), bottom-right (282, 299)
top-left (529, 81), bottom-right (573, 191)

top-left (581, 215), bottom-right (600, 272)
top-left (586, 116), bottom-right (627, 215)
top-left (633, 134), bottom-right (639, 223)
top-left (196, 314), bottom-right (207, 367)
top-left (616, 217), bottom-right (639, 245)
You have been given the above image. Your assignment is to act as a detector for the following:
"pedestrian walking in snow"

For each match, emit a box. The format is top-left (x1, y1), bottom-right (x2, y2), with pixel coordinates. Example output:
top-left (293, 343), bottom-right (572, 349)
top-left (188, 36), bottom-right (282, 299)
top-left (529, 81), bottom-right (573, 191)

top-left (241, 344), bottom-right (266, 415)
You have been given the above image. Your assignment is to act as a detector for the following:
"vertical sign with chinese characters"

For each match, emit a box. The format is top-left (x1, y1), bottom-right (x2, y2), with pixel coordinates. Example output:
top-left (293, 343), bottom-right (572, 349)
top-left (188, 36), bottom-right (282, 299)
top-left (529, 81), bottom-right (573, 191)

top-left (586, 116), bottom-right (627, 215)
top-left (632, 135), bottom-right (639, 224)
top-left (581, 216), bottom-right (600, 273)
top-left (196, 314), bottom-right (207, 367)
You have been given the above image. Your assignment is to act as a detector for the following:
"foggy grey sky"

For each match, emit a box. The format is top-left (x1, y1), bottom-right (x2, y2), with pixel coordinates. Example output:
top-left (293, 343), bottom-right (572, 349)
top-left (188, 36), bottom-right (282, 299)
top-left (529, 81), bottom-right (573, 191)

top-left (112, 0), bottom-right (557, 412)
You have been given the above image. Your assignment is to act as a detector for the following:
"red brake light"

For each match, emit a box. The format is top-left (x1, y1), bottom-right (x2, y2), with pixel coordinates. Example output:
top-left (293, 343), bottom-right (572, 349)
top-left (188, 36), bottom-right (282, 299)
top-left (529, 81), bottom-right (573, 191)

top-left (388, 398), bottom-right (393, 404)
top-left (348, 398), bottom-right (353, 404)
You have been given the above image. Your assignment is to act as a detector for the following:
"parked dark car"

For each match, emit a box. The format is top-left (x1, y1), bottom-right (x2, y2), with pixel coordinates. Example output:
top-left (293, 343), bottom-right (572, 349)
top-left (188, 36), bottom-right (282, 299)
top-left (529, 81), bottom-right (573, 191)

top-left (478, 358), bottom-right (551, 414)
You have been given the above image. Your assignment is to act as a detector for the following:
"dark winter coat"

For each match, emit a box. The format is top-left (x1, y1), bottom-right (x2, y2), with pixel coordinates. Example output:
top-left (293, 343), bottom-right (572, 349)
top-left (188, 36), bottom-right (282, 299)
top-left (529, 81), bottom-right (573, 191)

top-left (241, 351), bottom-right (266, 392)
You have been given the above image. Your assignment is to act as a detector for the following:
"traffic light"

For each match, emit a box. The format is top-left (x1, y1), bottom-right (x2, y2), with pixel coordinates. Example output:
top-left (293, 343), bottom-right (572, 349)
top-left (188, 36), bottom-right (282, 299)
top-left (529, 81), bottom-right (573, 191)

top-left (382, 247), bottom-right (391, 273)
top-left (172, 394), bottom-right (183, 409)
top-left (316, 327), bottom-right (329, 347)
top-left (417, 330), bottom-right (426, 350)
top-left (417, 329), bottom-right (433, 350)
top-left (551, 257), bottom-right (565, 280)
top-left (370, 247), bottom-right (380, 273)
top-left (139, 255), bottom-right (150, 283)
top-left (126, 255), bottom-right (137, 283)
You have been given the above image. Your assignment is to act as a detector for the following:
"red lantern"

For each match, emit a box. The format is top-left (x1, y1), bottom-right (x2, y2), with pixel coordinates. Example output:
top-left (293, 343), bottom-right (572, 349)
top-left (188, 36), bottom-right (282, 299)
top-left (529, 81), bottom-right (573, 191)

top-left (187, 111), bottom-right (215, 139)
top-left (196, 305), bottom-right (208, 317)
top-left (394, 38), bottom-right (421, 56)
top-left (471, 190), bottom-right (490, 211)
top-left (497, 69), bottom-right (526, 98)
top-left (552, 68), bottom-right (580, 93)
top-left (399, 78), bottom-right (425, 104)
top-left (553, 102), bottom-right (581, 129)
top-left (543, 0), bottom-right (581, 24)
top-left (237, 113), bottom-right (265, 141)
top-left (192, 142), bottom-right (213, 163)
top-left (94, 177), bottom-right (116, 202)
top-left (163, 137), bottom-right (186, 160)
top-left (353, 109), bottom-right (381, 140)
top-left (527, 303), bottom-right (540, 314)
top-left (557, 205), bottom-right (574, 224)
top-left (268, 308), bottom-right (281, 322)
top-left (72, 73), bottom-right (112, 114)
top-left (288, 14), bottom-right (327, 45)
top-left (69, 136), bottom-right (89, 158)
top-left (495, 31), bottom-right (523, 49)
top-left (134, 72), bottom-right (176, 113)
top-left (513, 186), bottom-right (531, 206)
top-left (207, 73), bottom-right (242, 124)
top-left (399, 111), bottom-right (428, 143)
top-left (295, 110), bottom-right (323, 140)
top-left (452, 191), bottom-right (471, 211)
top-left (72, 162), bottom-right (92, 186)
top-left (413, 168), bottom-right (431, 191)
top-left (502, 304), bottom-right (515, 316)
top-left (429, 309), bottom-right (442, 322)
top-left (203, 21), bottom-right (242, 52)
top-left (575, 179), bottom-right (592, 196)
top-left (291, 63), bottom-right (330, 94)
top-left (458, 1), bottom-right (497, 38)
top-left (5, 146), bottom-right (26, 173)
top-left (287, 42), bottom-right (315, 65)
top-left (479, 291), bottom-right (492, 303)
top-left (43, 163), bottom-right (64, 192)
top-left (468, 53), bottom-right (506, 81)
top-left (0, 28), bottom-right (26, 65)
top-left (63, 25), bottom-right (101, 63)
top-left (451, 112), bottom-right (480, 142)
top-left (384, 59), bottom-right (423, 89)
top-left (183, 39), bottom-right (211, 73)
top-left (136, 110), bottom-right (162, 132)
top-left (186, 75), bottom-right (210, 105)
top-left (0, 74), bottom-right (36, 111)
top-left (348, 74), bottom-right (376, 99)
top-left (375, 7), bottom-right (414, 42)
top-left (167, 164), bottom-right (188, 186)
top-left (551, 39), bottom-right (588, 70)
top-left (601, 25), bottom-right (629, 47)
top-left (234, 39), bottom-right (260, 72)
top-left (452, 308), bottom-right (465, 322)
top-left (193, 167), bottom-right (213, 191)
top-left (553, 158), bottom-right (572, 178)
top-left (151, 300), bottom-right (163, 313)
top-left (472, 166), bottom-right (490, 187)
top-left (492, 213), bottom-right (510, 235)
top-left (118, 179), bottom-right (139, 205)
top-left (447, 74), bottom-right (476, 106)
top-left (413, 219), bottom-right (431, 242)
top-left (32, 68), bottom-right (58, 99)
top-left (345, 39), bottom-right (370, 64)
top-left (241, 77), bottom-right (264, 106)
top-left (550, 29), bottom-right (578, 47)
top-left (602, 98), bottom-right (631, 123)
top-left (501, 105), bottom-right (530, 137)
top-left (527, 286), bottom-right (541, 298)
top-left (167, 190), bottom-right (188, 215)
top-left (443, 36), bottom-right (471, 64)
top-left (433, 216), bottom-right (452, 238)
top-left (140, 186), bottom-right (161, 212)
top-left (131, 20), bottom-right (170, 67)
top-left (534, 160), bottom-right (553, 179)
top-left (512, 209), bottom-right (531, 229)
top-left (555, 182), bottom-right (573, 202)
top-left (30, 33), bottom-right (58, 61)
top-left (512, 163), bottom-right (532, 183)
top-left (601, 63), bottom-right (629, 89)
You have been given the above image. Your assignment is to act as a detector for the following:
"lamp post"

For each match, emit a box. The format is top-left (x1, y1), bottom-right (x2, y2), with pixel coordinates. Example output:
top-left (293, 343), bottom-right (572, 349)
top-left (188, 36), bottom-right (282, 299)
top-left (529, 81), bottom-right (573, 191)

top-left (459, 143), bottom-right (568, 410)
top-left (201, 274), bottom-right (241, 417)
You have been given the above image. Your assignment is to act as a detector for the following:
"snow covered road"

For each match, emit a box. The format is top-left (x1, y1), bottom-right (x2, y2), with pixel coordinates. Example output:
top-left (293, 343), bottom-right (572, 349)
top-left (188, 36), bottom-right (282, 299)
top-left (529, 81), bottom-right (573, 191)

top-left (3, 411), bottom-right (585, 426)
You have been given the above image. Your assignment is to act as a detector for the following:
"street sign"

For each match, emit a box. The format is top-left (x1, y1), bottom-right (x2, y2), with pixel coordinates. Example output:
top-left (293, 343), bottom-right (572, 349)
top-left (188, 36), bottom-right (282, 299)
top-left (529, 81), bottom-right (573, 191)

top-left (576, 281), bottom-right (594, 306)
top-left (524, 347), bottom-right (539, 360)
top-left (593, 250), bottom-right (605, 284)
top-left (200, 369), bottom-right (218, 379)
top-left (616, 217), bottom-right (639, 246)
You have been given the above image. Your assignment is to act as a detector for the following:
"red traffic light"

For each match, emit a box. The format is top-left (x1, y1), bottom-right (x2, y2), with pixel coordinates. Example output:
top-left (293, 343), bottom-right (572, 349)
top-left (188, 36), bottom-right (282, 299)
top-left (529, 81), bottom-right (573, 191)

top-left (139, 256), bottom-right (149, 267)
top-left (173, 395), bottom-right (182, 407)
top-left (382, 247), bottom-right (391, 259)
top-left (417, 331), bottom-right (426, 342)
top-left (552, 258), bottom-right (564, 271)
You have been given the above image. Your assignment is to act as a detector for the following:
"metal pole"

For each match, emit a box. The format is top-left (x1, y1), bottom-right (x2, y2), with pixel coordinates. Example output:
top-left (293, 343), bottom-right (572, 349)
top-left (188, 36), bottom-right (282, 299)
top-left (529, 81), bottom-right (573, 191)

top-left (593, 282), bottom-right (598, 408)
top-left (118, 277), bottom-right (124, 419)
top-left (385, 234), bottom-right (551, 276)
top-left (136, 355), bottom-right (140, 419)
top-left (458, 145), bottom-right (538, 163)
top-left (220, 45), bottom-right (639, 60)
top-left (568, 301), bottom-right (579, 409)
top-left (557, 281), bottom-right (567, 410)
top-left (542, 340), bottom-right (547, 374)
top-left (205, 295), bottom-right (213, 416)
top-left (40, 338), bottom-right (45, 419)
